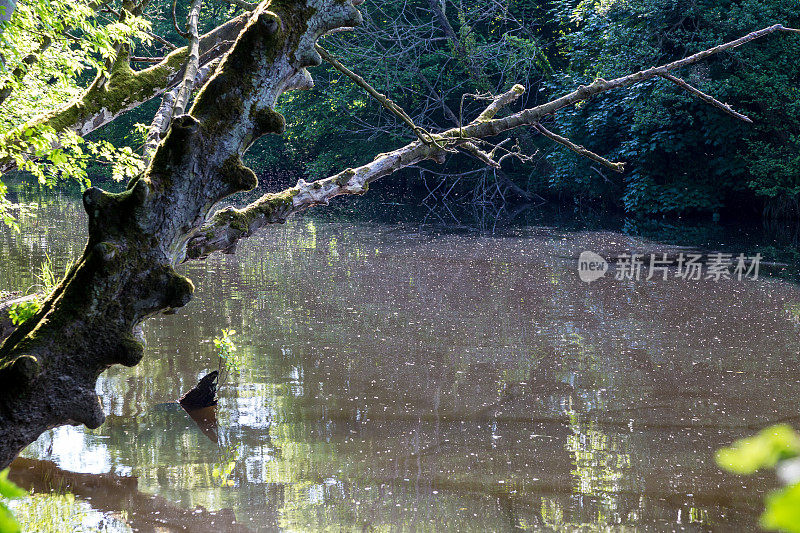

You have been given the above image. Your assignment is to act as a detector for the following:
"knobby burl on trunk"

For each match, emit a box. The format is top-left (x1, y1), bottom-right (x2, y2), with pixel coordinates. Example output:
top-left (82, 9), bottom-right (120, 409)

top-left (0, 0), bottom-right (363, 469)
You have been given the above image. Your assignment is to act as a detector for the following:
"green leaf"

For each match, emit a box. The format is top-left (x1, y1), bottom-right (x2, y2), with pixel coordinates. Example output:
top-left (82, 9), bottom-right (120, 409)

top-left (0, 470), bottom-right (25, 500)
top-left (0, 501), bottom-right (20, 533)
top-left (761, 482), bottom-right (800, 533)
top-left (716, 424), bottom-right (800, 475)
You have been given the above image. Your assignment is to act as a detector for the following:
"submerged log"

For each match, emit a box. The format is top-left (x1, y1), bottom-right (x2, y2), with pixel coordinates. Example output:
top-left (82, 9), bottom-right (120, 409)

top-left (179, 370), bottom-right (219, 409)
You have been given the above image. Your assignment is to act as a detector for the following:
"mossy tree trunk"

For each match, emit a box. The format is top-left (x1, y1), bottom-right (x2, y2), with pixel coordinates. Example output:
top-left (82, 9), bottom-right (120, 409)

top-left (0, 0), bottom-right (363, 469)
top-left (0, 11), bottom-right (252, 175)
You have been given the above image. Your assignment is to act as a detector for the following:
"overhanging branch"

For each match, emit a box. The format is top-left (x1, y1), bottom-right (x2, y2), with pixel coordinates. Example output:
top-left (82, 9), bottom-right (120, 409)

top-left (172, 0), bottom-right (204, 117)
top-left (186, 23), bottom-right (800, 260)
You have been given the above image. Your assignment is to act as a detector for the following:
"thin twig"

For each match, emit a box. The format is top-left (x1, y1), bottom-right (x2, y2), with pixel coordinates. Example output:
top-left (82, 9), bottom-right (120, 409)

top-left (130, 56), bottom-right (165, 63)
top-left (146, 30), bottom-right (178, 50)
top-left (534, 123), bottom-right (625, 173)
top-left (172, 0), bottom-right (190, 39)
top-left (658, 72), bottom-right (753, 123)
top-left (315, 44), bottom-right (437, 145)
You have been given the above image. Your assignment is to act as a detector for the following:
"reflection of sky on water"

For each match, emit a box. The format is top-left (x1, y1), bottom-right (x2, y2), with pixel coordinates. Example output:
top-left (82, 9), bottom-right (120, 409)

top-left (3, 193), bottom-right (800, 530)
top-left (28, 426), bottom-right (114, 476)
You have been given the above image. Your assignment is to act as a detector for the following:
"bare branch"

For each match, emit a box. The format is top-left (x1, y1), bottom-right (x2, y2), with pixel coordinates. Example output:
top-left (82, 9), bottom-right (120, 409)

top-left (316, 44), bottom-right (434, 144)
top-left (130, 56), bottom-right (165, 63)
top-left (473, 84), bottom-right (525, 123)
top-left (172, 0), bottom-right (204, 117)
top-left (146, 30), bottom-right (178, 50)
top-left (533, 123), bottom-right (624, 173)
top-left (658, 72), bottom-right (753, 123)
top-left (461, 141), bottom-right (500, 168)
top-left (186, 24), bottom-right (800, 260)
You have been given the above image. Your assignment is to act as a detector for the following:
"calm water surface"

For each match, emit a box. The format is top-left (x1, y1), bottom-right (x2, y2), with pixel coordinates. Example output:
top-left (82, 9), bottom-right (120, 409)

top-left (3, 193), bottom-right (800, 531)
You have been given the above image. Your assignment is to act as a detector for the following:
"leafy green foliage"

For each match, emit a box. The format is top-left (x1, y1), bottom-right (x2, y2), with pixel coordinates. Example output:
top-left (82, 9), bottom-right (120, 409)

top-left (1, 0), bottom-right (798, 224)
top-left (544, 0), bottom-right (800, 216)
top-left (7, 298), bottom-right (41, 326)
top-left (717, 425), bottom-right (800, 532)
top-left (716, 424), bottom-right (800, 474)
top-left (761, 482), bottom-right (800, 533)
top-left (0, 0), bottom-right (152, 228)
top-left (0, 468), bottom-right (27, 533)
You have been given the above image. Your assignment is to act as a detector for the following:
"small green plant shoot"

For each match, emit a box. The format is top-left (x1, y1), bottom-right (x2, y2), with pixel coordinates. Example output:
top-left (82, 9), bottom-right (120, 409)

top-left (213, 328), bottom-right (242, 386)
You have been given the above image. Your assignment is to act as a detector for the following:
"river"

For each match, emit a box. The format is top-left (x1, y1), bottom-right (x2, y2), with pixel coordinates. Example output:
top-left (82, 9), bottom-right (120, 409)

top-left (2, 190), bottom-right (800, 531)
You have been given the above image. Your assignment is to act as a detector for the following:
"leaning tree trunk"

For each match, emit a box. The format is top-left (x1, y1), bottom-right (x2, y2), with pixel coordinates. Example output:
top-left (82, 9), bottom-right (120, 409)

top-left (0, 0), bottom-right (364, 469)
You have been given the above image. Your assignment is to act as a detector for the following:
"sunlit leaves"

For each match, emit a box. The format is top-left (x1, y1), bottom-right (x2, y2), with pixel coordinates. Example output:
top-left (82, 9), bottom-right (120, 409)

top-left (8, 298), bottom-right (41, 325)
top-left (0, 468), bottom-right (27, 533)
top-left (715, 424), bottom-right (800, 475)
top-left (0, 470), bottom-right (25, 500)
top-left (717, 425), bottom-right (800, 533)
top-left (214, 328), bottom-right (243, 374)
top-left (0, 0), bottom-right (152, 228)
top-left (761, 482), bottom-right (800, 533)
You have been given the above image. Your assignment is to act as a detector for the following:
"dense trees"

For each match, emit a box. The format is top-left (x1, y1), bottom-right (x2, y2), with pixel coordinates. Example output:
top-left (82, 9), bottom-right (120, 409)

top-left (546, 0), bottom-right (800, 217)
top-left (261, 0), bottom-right (800, 216)
top-left (1, 1), bottom-right (798, 219)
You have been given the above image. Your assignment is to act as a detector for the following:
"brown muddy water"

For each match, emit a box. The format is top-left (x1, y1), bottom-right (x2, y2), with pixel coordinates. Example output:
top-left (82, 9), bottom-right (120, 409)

top-left (2, 193), bottom-right (800, 531)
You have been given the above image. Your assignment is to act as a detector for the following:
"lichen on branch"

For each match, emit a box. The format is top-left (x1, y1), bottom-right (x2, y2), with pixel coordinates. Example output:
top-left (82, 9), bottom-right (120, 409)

top-left (0, 0), bottom-right (367, 469)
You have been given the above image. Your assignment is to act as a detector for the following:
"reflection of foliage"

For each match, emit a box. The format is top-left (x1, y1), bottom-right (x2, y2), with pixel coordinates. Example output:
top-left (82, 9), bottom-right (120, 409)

top-left (716, 424), bottom-right (800, 532)
top-left (8, 492), bottom-right (109, 533)
top-left (0, 468), bottom-right (26, 533)
top-left (566, 413), bottom-right (629, 512)
top-left (212, 444), bottom-right (240, 488)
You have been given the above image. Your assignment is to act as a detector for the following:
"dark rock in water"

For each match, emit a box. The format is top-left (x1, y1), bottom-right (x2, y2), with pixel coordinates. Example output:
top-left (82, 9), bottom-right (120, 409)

top-left (179, 371), bottom-right (218, 409)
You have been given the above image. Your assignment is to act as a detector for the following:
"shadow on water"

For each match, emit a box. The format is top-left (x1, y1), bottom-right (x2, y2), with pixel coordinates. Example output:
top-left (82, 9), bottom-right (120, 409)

top-left (4, 186), bottom-right (800, 530)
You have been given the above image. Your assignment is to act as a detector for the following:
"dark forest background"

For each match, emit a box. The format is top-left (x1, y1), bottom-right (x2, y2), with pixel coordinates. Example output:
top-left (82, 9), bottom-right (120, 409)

top-left (79, 0), bottom-right (800, 219)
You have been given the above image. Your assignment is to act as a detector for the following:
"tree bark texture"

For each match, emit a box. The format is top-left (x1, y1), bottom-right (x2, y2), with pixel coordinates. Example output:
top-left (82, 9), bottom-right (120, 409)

top-left (0, 0), bottom-right (363, 468)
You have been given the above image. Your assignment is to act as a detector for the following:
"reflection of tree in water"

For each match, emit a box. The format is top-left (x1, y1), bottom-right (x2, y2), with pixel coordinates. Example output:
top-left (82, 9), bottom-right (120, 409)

top-left (9, 457), bottom-right (251, 532)
top-left (7, 200), bottom-right (800, 530)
